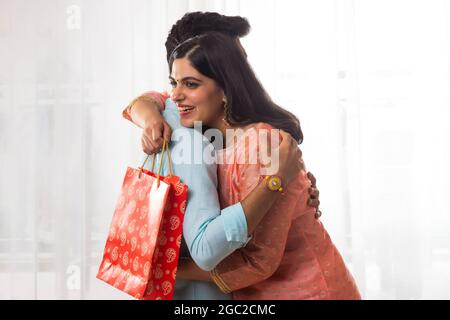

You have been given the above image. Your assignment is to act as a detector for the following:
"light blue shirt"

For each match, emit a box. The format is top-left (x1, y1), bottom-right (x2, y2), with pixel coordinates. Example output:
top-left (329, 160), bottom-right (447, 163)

top-left (141, 98), bottom-right (251, 299)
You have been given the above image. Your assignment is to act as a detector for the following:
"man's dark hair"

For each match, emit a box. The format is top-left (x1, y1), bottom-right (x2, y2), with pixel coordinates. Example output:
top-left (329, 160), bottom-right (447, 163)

top-left (165, 11), bottom-right (250, 62)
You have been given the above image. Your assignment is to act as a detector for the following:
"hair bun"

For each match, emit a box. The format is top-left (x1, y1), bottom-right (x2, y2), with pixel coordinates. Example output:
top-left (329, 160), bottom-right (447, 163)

top-left (165, 11), bottom-right (250, 61)
top-left (177, 11), bottom-right (250, 38)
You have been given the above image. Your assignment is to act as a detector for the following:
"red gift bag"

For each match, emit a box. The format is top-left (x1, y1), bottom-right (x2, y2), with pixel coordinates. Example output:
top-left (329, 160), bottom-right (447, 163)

top-left (97, 141), bottom-right (188, 299)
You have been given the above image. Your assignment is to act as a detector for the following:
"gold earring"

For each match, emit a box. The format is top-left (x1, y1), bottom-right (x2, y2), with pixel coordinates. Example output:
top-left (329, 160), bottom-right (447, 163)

top-left (222, 100), bottom-right (231, 127)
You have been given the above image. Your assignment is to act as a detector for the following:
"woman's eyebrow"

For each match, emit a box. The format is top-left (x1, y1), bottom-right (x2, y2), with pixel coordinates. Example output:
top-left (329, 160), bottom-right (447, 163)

top-left (168, 76), bottom-right (203, 82)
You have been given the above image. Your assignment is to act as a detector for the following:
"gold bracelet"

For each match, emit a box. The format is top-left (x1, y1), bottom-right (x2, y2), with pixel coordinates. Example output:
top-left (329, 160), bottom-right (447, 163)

top-left (128, 95), bottom-right (162, 113)
top-left (210, 268), bottom-right (232, 294)
top-left (264, 175), bottom-right (284, 192)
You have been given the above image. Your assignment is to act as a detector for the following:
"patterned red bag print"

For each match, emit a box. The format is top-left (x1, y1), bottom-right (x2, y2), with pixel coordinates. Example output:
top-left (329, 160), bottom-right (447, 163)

top-left (143, 174), bottom-right (187, 299)
top-left (97, 141), bottom-right (188, 300)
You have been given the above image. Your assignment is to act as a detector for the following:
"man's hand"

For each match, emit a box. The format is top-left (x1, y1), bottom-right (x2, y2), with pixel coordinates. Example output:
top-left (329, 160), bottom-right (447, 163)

top-left (275, 130), bottom-right (303, 186)
top-left (307, 172), bottom-right (322, 219)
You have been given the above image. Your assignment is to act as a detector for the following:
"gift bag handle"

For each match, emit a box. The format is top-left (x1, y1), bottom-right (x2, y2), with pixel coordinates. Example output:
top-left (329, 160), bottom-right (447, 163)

top-left (138, 140), bottom-right (173, 182)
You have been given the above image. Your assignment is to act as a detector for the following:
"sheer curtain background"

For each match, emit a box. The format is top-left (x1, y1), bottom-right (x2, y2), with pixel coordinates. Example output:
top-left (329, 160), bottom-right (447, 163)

top-left (1, 0), bottom-right (449, 299)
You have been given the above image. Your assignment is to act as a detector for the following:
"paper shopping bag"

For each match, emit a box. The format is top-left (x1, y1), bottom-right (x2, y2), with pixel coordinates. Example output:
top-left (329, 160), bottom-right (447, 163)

top-left (97, 141), bottom-right (188, 300)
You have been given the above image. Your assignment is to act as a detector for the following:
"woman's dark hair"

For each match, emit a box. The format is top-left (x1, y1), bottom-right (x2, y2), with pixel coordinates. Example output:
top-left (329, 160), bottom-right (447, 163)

top-left (169, 32), bottom-right (303, 144)
top-left (165, 11), bottom-right (250, 63)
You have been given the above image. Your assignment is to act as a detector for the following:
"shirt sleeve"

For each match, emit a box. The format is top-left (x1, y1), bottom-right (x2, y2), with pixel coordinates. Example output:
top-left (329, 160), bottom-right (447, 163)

top-left (122, 91), bottom-right (170, 122)
top-left (148, 110), bottom-right (251, 272)
top-left (210, 124), bottom-right (313, 293)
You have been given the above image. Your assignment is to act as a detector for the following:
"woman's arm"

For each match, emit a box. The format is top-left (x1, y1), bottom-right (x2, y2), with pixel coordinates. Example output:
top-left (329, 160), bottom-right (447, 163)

top-left (177, 132), bottom-right (308, 284)
top-left (123, 91), bottom-right (172, 154)
top-left (241, 130), bottom-right (301, 234)
top-left (208, 127), bottom-right (315, 293)
top-left (176, 258), bottom-right (213, 282)
top-left (176, 128), bottom-right (301, 272)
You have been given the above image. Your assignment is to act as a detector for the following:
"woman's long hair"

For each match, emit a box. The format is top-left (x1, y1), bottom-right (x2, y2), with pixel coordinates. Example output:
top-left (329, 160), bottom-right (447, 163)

top-left (169, 32), bottom-right (303, 143)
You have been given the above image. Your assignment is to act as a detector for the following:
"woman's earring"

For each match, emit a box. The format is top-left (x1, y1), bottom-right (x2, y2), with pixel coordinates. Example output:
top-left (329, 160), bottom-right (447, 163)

top-left (222, 100), bottom-right (231, 127)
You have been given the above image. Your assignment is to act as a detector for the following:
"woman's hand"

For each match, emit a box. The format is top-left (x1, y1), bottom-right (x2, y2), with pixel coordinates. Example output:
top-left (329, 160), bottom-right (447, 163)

top-left (141, 113), bottom-right (172, 154)
top-left (127, 95), bottom-right (172, 154)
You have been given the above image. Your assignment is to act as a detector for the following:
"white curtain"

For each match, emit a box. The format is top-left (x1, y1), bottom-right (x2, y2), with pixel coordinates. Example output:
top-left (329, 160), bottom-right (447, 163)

top-left (1, 0), bottom-right (449, 299)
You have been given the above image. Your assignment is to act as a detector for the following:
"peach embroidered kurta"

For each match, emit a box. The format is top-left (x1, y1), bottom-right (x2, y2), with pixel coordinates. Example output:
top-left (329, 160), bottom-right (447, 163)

top-left (211, 122), bottom-right (361, 300)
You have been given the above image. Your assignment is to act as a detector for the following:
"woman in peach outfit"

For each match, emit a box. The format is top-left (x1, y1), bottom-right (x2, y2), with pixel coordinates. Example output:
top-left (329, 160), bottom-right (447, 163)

top-left (211, 121), bottom-right (360, 299)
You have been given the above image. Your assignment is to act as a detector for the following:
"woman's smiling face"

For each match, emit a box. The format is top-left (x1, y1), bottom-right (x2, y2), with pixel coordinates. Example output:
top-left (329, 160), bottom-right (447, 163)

top-left (169, 57), bottom-right (225, 128)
